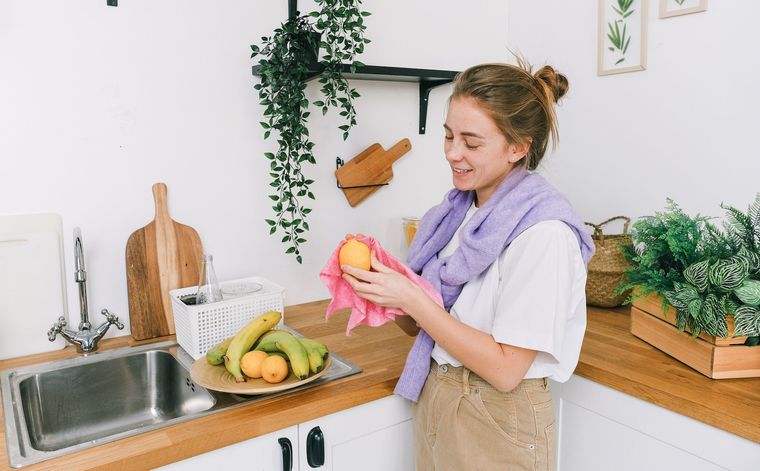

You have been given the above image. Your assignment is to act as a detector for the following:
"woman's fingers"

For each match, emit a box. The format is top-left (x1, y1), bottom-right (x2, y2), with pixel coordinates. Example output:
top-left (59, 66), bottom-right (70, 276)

top-left (341, 263), bottom-right (380, 283)
top-left (369, 251), bottom-right (394, 273)
top-left (343, 233), bottom-right (367, 241)
top-left (342, 271), bottom-right (380, 296)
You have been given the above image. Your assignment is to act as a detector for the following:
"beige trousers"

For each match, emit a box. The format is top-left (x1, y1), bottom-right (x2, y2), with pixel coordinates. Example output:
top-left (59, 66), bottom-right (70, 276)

top-left (413, 361), bottom-right (556, 471)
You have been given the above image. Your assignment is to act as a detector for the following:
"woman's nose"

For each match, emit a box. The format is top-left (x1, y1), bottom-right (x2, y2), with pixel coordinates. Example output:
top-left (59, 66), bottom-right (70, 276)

top-left (445, 142), bottom-right (462, 162)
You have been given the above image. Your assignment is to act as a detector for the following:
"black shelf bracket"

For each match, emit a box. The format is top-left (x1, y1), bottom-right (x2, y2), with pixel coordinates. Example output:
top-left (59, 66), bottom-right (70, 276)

top-left (419, 79), bottom-right (453, 134)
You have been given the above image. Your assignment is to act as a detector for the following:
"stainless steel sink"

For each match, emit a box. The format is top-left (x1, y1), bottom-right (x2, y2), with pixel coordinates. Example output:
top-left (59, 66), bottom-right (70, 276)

top-left (18, 349), bottom-right (215, 452)
top-left (1, 338), bottom-right (362, 468)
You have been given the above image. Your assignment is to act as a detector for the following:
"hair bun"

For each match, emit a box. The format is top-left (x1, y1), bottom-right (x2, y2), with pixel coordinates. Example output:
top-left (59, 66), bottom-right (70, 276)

top-left (534, 65), bottom-right (568, 103)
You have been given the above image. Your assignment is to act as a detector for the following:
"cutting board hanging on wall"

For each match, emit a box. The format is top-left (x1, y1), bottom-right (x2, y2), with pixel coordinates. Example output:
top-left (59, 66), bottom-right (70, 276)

top-left (336, 138), bottom-right (412, 207)
top-left (0, 213), bottom-right (68, 359)
top-left (126, 183), bottom-right (203, 340)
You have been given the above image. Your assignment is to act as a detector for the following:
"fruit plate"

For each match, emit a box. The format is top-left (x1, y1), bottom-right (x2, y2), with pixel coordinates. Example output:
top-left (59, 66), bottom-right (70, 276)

top-left (189, 355), bottom-right (333, 395)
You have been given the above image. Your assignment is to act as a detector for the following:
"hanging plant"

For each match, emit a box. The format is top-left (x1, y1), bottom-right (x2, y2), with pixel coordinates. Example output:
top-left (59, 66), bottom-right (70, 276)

top-left (251, 14), bottom-right (319, 264)
top-left (251, 2), bottom-right (371, 263)
top-left (311, 0), bottom-right (371, 140)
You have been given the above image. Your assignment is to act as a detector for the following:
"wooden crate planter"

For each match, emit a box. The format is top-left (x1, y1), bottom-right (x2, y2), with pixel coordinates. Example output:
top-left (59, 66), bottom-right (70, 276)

top-left (630, 292), bottom-right (760, 379)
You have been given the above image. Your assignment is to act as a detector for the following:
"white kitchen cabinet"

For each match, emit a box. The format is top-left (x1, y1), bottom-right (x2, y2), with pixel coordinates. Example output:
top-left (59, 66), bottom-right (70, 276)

top-left (156, 425), bottom-right (299, 471)
top-left (298, 394), bottom-right (414, 471)
top-left (157, 395), bottom-right (413, 471)
top-left (551, 375), bottom-right (760, 471)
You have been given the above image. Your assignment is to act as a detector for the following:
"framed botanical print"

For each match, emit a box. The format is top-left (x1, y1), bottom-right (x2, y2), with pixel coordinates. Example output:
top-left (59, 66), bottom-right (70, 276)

top-left (659, 0), bottom-right (707, 19)
top-left (598, 0), bottom-right (648, 76)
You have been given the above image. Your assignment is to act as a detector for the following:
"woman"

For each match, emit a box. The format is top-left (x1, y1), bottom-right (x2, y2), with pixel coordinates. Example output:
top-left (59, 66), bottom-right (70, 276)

top-left (341, 60), bottom-right (595, 471)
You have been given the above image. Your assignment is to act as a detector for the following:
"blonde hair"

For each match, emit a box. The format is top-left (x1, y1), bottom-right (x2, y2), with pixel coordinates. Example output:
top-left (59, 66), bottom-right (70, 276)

top-left (450, 58), bottom-right (568, 170)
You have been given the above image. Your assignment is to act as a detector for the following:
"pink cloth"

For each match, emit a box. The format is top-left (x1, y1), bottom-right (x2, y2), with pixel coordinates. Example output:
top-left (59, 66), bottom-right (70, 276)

top-left (319, 236), bottom-right (443, 335)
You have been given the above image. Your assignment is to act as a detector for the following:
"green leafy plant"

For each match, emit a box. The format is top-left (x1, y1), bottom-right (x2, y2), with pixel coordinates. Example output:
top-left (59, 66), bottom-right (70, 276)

top-left (619, 199), bottom-right (727, 297)
top-left (251, 14), bottom-right (319, 264)
top-left (250, 2), bottom-right (370, 262)
top-left (310, 0), bottom-right (371, 140)
top-left (622, 196), bottom-right (760, 341)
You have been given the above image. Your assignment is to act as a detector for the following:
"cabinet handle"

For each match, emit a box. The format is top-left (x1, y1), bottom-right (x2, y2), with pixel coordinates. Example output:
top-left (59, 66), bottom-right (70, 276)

top-left (306, 426), bottom-right (325, 467)
top-left (278, 437), bottom-right (292, 471)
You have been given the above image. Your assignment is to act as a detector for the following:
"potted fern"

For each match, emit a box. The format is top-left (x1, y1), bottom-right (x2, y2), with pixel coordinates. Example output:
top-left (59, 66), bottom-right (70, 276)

top-left (251, 1), bottom-right (370, 263)
top-left (621, 196), bottom-right (760, 378)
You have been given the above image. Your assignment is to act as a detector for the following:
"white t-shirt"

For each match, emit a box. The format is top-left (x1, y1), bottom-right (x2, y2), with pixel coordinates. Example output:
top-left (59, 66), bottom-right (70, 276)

top-left (431, 204), bottom-right (588, 382)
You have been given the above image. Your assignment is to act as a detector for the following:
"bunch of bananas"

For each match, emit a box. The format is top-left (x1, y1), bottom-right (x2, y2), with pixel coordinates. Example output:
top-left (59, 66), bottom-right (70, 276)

top-left (205, 311), bottom-right (329, 383)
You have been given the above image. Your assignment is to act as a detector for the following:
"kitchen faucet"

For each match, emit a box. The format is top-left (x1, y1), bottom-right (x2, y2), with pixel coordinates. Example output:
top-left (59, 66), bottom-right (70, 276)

top-left (47, 227), bottom-right (124, 353)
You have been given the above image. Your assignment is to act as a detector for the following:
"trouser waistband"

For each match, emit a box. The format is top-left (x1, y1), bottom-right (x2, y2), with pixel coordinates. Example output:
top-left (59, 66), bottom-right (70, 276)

top-left (431, 359), bottom-right (547, 395)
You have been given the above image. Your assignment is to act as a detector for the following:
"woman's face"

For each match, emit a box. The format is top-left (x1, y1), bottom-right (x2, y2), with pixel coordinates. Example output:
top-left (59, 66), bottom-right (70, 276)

top-left (444, 96), bottom-right (527, 206)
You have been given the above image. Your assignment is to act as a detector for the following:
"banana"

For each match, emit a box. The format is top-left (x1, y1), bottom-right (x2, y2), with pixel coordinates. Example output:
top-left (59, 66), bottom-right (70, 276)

top-left (268, 351), bottom-right (290, 361)
top-left (299, 338), bottom-right (329, 374)
top-left (299, 338), bottom-right (328, 357)
top-left (224, 311), bottom-right (282, 382)
top-left (206, 336), bottom-right (234, 365)
top-left (254, 330), bottom-right (310, 379)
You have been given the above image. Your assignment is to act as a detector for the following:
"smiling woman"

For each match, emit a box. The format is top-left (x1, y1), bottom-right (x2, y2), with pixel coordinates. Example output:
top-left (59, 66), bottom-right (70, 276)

top-left (340, 59), bottom-right (593, 471)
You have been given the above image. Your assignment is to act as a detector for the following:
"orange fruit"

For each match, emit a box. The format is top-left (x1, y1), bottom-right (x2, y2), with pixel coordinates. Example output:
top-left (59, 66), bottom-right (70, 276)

top-left (240, 350), bottom-right (269, 379)
top-left (339, 239), bottom-right (371, 270)
top-left (260, 355), bottom-right (289, 384)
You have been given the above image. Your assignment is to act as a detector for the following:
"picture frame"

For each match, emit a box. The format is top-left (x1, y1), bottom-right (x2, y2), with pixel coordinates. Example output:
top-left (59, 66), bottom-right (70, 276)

top-left (659, 0), bottom-right (707, 19)
top-left (597, 0), bottom-right (648, 76)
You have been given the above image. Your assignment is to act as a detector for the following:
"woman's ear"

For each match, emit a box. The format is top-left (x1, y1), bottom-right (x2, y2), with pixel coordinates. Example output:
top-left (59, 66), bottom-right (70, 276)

top-left (508, 139), bottom-right (532, 164)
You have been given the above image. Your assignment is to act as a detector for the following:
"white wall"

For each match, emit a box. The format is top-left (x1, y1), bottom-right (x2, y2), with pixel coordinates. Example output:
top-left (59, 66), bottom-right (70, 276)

top-left (0, 0), bottom-right (509, 339)
top-left (7, 1), bottom-right (752, 343)
top-left (507, 0), bottom-right (760, 230)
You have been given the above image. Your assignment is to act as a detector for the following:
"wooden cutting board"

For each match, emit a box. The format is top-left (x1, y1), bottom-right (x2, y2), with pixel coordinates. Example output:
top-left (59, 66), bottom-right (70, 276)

top-left (125, 183), bottom-right (203, 340)
top-left (336, 138), bottom-right (412, 207)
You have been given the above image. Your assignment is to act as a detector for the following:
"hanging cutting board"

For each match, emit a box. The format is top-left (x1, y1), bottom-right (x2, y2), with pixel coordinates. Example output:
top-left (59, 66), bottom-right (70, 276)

top-left (125, 183), bottom-right (203, 340)
top-left (0, 213), bottom-right (68, 359)
top-left (336, 138), bottom-right (412, 207)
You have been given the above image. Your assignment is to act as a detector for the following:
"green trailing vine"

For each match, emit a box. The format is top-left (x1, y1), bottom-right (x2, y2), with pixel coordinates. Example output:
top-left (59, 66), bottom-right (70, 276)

top-left (250, 2), bottom-right (370, 263)
top-left (310, 0), bottom-right (371, 140)
top-left (621, 195), bottom-right (760, 342)
top-left (251, 14), bottom-right (319, 264)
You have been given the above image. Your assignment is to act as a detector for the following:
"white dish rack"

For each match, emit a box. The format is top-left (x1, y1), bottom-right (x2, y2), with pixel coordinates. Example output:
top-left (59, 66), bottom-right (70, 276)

top-left (170, 277), bottom-right (285, 360)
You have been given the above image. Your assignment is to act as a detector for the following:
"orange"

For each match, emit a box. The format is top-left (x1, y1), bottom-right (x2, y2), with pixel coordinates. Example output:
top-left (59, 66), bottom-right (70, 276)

top-left (260, 355), bottom-right (289, 384)
top-left (339, 239), bottom-right (371, 270)
top-left (240, 350), bottom-right (269, 379)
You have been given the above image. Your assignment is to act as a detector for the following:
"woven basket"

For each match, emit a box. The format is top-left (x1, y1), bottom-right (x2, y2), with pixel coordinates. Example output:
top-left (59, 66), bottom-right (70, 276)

top-left (585, 216), bottom-right (634, 308)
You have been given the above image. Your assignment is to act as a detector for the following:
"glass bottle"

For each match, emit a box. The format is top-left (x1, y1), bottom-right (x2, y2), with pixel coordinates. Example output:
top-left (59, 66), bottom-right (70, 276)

top-left (197, 254), bottom-right (222, 304)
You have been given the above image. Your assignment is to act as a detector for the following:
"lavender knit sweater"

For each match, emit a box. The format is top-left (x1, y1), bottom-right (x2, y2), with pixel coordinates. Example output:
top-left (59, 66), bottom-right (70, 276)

top-left (394, 166), bottom-right (595, 401)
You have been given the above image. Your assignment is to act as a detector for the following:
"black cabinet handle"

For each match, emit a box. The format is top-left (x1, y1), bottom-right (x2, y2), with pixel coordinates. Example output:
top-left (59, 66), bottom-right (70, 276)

top-left (278, 437), bottom-right (292, 471)
top-left (306, 426), bottom-right (325, 467)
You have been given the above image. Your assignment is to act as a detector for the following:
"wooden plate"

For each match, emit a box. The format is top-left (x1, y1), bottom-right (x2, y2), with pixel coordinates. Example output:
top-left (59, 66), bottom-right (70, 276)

top-left (190, 355), bottom-right (333, 395)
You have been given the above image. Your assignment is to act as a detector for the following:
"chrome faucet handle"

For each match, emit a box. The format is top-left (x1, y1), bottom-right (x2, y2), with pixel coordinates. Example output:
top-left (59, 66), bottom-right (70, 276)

top-left (47, 316), bottom-right (68, 341)
top-left (101, 309), bottom-right (124, 330)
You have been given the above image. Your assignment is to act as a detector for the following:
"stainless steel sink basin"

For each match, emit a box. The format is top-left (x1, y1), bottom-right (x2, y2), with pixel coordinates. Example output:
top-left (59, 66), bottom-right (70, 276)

top-left (19, 349), bottom-right (215, 452)
top-left (1, 337), bottom-right (362, 468)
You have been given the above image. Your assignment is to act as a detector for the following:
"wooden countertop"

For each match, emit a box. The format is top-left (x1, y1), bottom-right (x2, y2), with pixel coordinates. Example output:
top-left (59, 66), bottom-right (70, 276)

top-left (0, 302), bottom-right (415, 470)
top-left (578, 306), bottom-right (760, 445)
top-left (0, 301), bottom-right (758, 469)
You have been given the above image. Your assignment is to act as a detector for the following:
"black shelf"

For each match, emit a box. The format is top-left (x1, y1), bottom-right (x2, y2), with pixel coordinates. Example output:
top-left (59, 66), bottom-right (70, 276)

top-left (252, 63), bottom-right (458, 134)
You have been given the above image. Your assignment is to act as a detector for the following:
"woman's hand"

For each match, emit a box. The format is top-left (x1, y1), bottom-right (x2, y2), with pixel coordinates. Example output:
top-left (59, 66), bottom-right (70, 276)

top-left (341, 251), bottom-right (424, 313)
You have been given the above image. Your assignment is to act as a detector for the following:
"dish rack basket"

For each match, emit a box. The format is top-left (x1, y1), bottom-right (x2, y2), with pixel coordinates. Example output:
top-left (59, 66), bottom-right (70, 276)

top-left (170, 277), bottom-right (285, 360)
